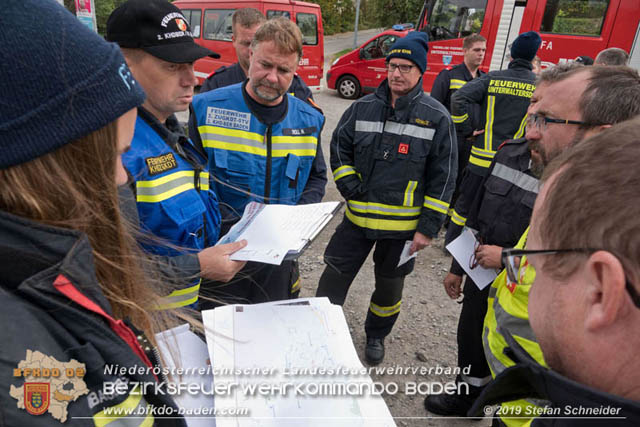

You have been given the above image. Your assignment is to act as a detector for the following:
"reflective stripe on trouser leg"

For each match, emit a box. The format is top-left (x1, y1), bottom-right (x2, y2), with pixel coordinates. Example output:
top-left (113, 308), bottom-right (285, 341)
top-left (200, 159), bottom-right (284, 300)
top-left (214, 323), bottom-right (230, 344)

top-left (457, 277), bottom-right (492, 387)
top-left (289, 260), bottom-right (301, 299)
top-left (365, 274), bottom-right (405, 338)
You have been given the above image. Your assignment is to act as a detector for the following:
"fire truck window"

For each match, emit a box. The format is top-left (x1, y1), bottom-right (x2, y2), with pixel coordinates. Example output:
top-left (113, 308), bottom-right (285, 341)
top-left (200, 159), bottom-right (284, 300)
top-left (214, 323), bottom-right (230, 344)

top-left (181, 9), bottom-right (202, 38)
top-left (267, 10), bottom-right (291, 19)
top-left (541, 0), bottom-right (609, 36)
top-left (204, 9), bottom-right (234, 41)
top-left (296, 13), bottom-right (318, 45)
top-left (427, 0), bottom-right (487, 41)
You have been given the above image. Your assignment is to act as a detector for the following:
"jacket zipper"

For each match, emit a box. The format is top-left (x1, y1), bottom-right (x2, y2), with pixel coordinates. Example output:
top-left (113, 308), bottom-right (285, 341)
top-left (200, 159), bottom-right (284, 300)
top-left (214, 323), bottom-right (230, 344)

top-left (264, 124), bottom-right (273, 203)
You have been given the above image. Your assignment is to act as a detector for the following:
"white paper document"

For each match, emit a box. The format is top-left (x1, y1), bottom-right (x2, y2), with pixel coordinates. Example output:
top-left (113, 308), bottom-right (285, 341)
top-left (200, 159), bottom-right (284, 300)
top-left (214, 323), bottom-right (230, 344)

top-left (202, 298), bottom-right (396, 427)
top-left (445, 228), bottom-right (498, 289)
top-left (155, 324), bottom-right (215, 427)
top-left (397, 240), bottom-right (417, 267)
top-left (217, 201), bottom-right (341, 265)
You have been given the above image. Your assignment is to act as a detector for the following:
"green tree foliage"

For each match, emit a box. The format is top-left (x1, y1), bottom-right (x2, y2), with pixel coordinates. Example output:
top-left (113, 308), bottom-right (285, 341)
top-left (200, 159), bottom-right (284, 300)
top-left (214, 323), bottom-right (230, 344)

top-left (368, 0), bottom-right (424, 28)
top-left (308, 0), bottom-right (356, 35)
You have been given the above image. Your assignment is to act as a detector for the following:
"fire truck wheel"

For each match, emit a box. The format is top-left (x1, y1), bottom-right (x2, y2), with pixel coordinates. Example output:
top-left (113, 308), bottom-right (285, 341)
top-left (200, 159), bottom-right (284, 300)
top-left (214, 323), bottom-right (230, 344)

top-left (337, 75), bottom-right (361, 99)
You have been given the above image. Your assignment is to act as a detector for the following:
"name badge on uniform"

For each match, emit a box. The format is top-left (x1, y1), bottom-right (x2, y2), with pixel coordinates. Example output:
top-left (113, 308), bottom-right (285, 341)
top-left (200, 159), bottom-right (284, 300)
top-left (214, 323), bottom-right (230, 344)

top-left (282, 126), bottom-right (317, 136)
top-left (145, 153), bottom-right (178, 176)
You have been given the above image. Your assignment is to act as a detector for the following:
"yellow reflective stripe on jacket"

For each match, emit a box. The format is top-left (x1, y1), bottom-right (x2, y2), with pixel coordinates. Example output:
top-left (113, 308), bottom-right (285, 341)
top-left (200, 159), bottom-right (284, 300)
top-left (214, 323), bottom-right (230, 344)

top-left (451, 113), bottom-right (468, 124)
top-left (449, 79), bottom-right (466, 90)
top-left (347, 200), bottom-right (421, 217)
top-left (469, 146), bottom-right (496, 169)
top-left (291, 278), bottom-right (301, 292)
top-left (369, 300), bottom-right (402, 317)
top-left (484, 227), bottom-right (547, 426)
top-left (136, 171), bottom-right (210, 203)
top-left (199, 125), bottom-right (317, 157)
top-left (155, 280), bottom-right (201, 310)
top-left (423, 196), bottom-right (449, 215)
top-left (484, 95), bottom-right (496, 151)
top-left (346, 207), bottom-right (419, 231)
top-left (450, 209), bottom-right (467, 226)
top-left (403, 181), bottom-right (417, 206)
top-left (93, 385), bottom-right (154, 427)
top-left (333, 165), bottom-right (358, 182)
top-left (513, 114), bottom-right (528, 139)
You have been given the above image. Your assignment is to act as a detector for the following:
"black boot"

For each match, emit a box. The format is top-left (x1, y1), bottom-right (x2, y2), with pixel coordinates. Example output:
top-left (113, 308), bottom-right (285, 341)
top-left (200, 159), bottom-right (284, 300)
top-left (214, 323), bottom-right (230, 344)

top-left (424, 383), bottom-right (484, 418)
top-left (365, 337), bottom-right (385, 365)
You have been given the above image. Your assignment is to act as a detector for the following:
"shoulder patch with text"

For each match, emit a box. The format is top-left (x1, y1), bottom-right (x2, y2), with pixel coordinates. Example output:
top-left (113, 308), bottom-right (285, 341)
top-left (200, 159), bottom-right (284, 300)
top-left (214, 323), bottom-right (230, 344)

top-left (412, 118), bottom-right (431, 127)
top-left (205, 107), bottom-right (251, 130)
top-left (145, 153), bottom-right (178, 176)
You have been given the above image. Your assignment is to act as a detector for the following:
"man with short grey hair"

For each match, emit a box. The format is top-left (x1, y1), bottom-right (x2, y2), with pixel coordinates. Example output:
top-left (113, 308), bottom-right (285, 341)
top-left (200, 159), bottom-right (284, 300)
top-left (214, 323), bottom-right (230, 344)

top-left (594, 47), bottom-right (629, 65)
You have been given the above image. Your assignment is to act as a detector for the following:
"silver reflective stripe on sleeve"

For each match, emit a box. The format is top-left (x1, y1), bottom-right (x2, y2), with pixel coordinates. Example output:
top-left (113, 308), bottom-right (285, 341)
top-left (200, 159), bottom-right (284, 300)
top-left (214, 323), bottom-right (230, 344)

top-left (491, 163), bottom-right (539, 194)
top-left (355, 120), bottom-right (384, 133)
top-left (385, 121), bottom-right (435, 140)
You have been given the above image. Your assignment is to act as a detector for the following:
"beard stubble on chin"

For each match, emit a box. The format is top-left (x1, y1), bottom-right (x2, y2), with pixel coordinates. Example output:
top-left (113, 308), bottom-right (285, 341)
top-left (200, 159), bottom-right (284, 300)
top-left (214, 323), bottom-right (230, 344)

top-left (252, 79), bottom-right (283, 103)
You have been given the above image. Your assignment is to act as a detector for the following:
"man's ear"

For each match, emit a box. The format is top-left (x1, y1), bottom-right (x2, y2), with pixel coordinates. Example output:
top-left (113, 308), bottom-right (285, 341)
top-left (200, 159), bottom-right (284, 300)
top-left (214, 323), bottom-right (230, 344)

top-left (584, 250), bottom-right (627, 331)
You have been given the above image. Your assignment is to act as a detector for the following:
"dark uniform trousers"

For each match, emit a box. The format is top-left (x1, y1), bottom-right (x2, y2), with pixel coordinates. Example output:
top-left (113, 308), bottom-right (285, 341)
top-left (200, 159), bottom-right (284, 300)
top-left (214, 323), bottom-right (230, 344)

top-left (317, 218), bottom-right (415, 338)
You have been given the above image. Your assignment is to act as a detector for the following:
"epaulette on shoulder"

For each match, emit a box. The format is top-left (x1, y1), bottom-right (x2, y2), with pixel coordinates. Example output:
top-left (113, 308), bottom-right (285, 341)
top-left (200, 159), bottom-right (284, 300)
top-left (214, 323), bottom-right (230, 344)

top-left (498, 137), bottom-right (527, 151)
top-left (206, 65), bottom-right (229, 80)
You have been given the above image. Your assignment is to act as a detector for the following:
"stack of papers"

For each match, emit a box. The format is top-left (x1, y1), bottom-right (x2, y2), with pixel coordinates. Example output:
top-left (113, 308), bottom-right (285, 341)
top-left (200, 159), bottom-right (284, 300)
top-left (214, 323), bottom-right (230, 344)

top-left (203, 298), bottom-right (396, 427)
top-left (217, 202), bottom-right (341, 265)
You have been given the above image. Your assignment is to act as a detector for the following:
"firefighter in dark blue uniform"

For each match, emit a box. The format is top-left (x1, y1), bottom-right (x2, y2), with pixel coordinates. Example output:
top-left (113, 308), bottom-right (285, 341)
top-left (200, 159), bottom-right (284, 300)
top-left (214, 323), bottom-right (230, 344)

top-left (316, 32), bottom-right (457, 365)
top-left (430, 34), bottom-right (486, 227)
top-left (425, 137), bottom-right (538, 416)
top-left (445, 31), bottom-right (541, 247)
top-left (107, 0), bottom-right (246, 309)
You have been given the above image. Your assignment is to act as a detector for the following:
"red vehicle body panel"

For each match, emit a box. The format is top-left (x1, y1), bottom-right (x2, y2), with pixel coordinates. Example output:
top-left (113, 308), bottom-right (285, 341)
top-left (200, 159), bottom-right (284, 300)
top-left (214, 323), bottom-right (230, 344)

top-left (173, 0), bottom-right (324, 87)
top-left (329, 0), bottom-right (639, 98)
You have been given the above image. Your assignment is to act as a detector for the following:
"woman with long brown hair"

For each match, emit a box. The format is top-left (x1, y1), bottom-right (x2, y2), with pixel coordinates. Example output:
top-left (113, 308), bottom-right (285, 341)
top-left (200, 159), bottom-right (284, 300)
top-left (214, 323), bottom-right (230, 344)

top-left (0, 1), bottom-right (190, 424)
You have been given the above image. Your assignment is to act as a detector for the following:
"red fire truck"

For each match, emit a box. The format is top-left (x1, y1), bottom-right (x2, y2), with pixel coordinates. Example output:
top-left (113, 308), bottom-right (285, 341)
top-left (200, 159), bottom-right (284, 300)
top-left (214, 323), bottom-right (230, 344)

top-left (173, 0), bottom-right (324, 88)
top-left (418, 0), bottom-right (640, 90)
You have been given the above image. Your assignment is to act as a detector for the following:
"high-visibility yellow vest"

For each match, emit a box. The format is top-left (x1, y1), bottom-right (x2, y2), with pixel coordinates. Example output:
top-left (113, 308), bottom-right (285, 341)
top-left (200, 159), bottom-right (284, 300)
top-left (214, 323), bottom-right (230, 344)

top-left (483, 227), bottom-right (549, 426)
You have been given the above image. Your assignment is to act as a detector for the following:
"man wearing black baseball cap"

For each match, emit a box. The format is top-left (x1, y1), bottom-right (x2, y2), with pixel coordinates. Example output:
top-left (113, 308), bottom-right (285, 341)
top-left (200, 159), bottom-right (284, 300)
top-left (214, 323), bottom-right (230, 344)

top-left (107, 0), bottom-right (245, 308)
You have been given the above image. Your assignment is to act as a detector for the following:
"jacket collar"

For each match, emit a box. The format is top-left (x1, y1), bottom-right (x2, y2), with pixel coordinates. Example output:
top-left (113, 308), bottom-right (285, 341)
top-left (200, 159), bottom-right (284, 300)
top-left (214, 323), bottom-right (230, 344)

top-left (469, 331), bottom-right (640, 423)
top-left (508, 58), bottom-right (534, 71)
top-left (375, 78), bottom-right (424, 112)
top-left (0, 209), bottom-right (111, 313)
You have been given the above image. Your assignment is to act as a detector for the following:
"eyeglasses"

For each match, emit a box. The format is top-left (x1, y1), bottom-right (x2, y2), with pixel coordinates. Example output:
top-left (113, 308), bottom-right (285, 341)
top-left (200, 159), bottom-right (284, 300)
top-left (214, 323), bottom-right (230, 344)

top-left (386, 63), bottom-right (415, 73)
top-left (527, 113), bottom-right (594, 132)
top-left (501, 248), bottom-right (640, 309)
top-left (469, 237), bottom-right (483, 270)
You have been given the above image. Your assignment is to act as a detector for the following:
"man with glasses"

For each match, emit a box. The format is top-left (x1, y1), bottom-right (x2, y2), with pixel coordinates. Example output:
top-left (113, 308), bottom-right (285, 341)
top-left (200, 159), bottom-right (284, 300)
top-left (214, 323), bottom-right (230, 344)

top-left (470, 118), bottom-right (640, 424)
top-left (480, 64), bottom-right (640, 425)
top-left (316, 32), bottom-right (457, 365)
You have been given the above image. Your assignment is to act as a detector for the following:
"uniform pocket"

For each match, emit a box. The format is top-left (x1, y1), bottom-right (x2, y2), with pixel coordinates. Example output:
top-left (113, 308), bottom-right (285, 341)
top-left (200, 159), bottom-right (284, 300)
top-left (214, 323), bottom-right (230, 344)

top-left (159, 190), bottom-right (207, 250)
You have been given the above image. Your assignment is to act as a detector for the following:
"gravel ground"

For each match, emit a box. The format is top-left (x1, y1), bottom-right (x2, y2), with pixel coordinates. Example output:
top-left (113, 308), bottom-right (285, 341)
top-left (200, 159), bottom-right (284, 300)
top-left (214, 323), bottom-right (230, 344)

top-left (295, 88), bottom-right (493, 426)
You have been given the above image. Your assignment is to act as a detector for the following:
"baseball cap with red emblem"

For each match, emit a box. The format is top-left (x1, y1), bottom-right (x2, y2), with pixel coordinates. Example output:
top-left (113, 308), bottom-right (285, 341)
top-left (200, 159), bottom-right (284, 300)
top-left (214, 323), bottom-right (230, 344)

top-left (106, 0), bottom-right (220, 63)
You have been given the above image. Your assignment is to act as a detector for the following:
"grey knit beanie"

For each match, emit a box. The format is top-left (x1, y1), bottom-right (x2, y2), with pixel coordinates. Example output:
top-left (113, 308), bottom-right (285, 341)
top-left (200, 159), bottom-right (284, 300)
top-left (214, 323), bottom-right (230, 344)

top-left (0, 0), bottom-right (146, 169)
